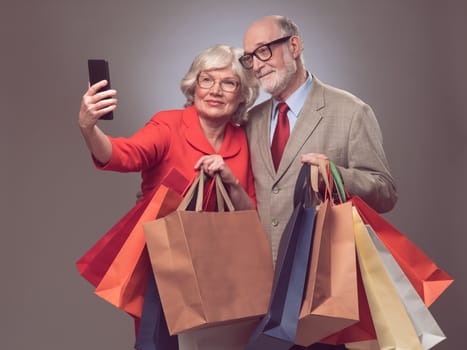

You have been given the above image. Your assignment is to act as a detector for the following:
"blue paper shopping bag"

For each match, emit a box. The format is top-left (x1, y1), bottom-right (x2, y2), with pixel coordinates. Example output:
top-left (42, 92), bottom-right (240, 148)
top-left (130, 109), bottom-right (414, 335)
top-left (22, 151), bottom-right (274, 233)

top-left (246, 163), bottom-right (316, 350)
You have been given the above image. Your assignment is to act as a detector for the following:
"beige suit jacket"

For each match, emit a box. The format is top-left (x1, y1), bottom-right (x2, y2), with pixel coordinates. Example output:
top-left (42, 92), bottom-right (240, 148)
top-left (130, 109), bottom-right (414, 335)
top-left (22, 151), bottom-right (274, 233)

top-left (246, 76), bottom-right (397, 261)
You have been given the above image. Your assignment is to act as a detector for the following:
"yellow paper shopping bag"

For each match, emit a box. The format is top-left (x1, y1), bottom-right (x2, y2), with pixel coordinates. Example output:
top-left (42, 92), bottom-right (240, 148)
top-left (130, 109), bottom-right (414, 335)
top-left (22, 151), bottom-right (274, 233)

top-left (353, 207), bottom-right (423, 350)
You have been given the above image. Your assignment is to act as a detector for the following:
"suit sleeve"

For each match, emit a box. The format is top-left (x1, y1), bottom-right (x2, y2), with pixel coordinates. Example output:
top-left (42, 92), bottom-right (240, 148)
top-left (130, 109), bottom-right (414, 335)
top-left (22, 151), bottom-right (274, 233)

top-left (337, 103), bottom-right (398, 213)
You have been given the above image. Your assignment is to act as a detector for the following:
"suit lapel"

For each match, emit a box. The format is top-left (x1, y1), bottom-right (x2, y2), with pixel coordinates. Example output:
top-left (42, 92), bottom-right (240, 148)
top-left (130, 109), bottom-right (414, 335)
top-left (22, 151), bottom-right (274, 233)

top-left (255, 102), bottom-right (277, 179)
top-left (275, 77), bottom-right (326, 178)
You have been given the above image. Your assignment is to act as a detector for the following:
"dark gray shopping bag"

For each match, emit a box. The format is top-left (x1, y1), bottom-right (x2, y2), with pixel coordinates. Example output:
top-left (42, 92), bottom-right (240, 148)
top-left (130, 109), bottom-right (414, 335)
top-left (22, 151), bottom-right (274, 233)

top-left (134, 269), bottom-right (179, 350)
top-left (245, 164), bottom-right (316, 350)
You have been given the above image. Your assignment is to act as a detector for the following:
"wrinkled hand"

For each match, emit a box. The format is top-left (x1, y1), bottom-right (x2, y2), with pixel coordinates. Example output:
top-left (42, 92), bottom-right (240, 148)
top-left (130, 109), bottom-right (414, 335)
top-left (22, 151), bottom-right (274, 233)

top-left (194, 155), bottom-right (239, 186)
top-left (300, 152), bottom-right (328, 165)
top-left (300, 152), bottom-right (330, 195)
top-left (79, 80), bottom-right (117, 129)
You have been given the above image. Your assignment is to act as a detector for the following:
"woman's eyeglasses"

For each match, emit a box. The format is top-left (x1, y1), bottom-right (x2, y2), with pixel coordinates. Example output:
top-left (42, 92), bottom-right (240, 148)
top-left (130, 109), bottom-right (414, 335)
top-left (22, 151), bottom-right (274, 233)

top-left (197, 74), bottom-right (240, 93)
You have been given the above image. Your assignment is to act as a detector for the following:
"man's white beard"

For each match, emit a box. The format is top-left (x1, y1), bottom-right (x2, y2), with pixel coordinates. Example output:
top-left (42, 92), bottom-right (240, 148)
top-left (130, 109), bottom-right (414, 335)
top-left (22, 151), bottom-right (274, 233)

top-left (260, 50), bottom-right (297, 97)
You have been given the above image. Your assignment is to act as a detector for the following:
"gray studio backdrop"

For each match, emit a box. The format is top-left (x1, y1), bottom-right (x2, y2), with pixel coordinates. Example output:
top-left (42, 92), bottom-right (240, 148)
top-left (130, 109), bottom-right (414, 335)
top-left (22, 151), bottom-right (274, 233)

top-left (1, 0), bottom-right (466, 349)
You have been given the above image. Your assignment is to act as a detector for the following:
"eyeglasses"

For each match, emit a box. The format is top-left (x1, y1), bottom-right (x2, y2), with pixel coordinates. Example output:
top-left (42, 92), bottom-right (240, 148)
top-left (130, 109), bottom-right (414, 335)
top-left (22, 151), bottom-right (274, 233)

top-left (239, 36), bottom-right (292, 69)
top-left (196, 73), bottom-right (240, 93)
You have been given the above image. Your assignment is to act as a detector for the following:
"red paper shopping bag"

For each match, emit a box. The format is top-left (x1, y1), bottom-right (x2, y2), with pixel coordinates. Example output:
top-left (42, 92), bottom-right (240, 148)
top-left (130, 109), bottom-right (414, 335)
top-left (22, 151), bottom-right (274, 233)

top-left (76, 168), bottom-right (189, 288)
top-left (94, 184), bottom-right (183, 317)
top-left (77, 168), bottom-right (189, 318)
top-left (351, 196), bottom-right (454, 307)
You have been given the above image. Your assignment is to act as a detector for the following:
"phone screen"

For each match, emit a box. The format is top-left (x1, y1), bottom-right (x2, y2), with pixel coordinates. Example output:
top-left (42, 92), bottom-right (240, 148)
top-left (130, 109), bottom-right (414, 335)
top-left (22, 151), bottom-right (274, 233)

top-left (87, 59), bottom-right (114, 120)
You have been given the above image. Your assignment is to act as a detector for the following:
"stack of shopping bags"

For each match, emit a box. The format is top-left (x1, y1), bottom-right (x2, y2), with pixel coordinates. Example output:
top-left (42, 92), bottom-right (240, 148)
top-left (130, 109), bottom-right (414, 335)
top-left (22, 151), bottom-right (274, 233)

top-left (76, 162), bottom-right (453, 350)
top-left (245, 160), bottom-right (453, 349)
top-left (76, 168), bottom-right (274, 349)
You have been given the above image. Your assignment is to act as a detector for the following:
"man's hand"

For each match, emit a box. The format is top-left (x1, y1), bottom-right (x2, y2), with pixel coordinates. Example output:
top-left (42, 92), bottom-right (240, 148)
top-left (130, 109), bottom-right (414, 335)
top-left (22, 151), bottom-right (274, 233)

top-left (300, 152), bottom-right (328, 165)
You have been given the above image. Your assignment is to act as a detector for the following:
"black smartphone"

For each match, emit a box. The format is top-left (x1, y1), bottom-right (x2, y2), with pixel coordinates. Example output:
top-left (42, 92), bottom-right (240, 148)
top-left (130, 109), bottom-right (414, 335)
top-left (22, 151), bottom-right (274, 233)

top-left (87, 59), bottom-right (114, 120)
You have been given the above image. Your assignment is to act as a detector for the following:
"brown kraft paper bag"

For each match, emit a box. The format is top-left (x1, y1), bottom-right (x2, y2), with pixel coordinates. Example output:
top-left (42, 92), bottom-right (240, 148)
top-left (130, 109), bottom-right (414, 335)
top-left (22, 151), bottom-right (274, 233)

top-left (143, 172), bottom-right (273, 335)
top-left (295, 162), bottom-right (359, 346)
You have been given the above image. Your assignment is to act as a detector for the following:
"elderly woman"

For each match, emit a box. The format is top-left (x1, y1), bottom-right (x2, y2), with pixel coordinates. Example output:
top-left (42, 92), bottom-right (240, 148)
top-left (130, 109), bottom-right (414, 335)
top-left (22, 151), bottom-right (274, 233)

top-left (79, 44), bottom-right (259, 210)
top-left (78, 45), bottom-right (260, 349)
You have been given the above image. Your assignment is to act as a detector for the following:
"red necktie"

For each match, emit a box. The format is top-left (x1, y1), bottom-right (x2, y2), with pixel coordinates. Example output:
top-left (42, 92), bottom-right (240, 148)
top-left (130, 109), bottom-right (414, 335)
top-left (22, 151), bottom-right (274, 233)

top-left (271, 102), bottom-right (290, 171)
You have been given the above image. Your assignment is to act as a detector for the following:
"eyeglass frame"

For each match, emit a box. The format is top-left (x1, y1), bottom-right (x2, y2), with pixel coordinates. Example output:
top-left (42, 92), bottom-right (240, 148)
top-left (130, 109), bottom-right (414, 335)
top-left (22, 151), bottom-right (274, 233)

top-left (196, 72), bottom-right (240, 93)
top-left (239, 35), bottom-right (293, 69)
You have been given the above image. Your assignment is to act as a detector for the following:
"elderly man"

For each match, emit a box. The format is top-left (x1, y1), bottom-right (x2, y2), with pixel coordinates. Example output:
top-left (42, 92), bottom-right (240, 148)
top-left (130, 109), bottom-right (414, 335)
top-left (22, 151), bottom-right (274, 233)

top-left (241, 15), bottom-right (397, 262)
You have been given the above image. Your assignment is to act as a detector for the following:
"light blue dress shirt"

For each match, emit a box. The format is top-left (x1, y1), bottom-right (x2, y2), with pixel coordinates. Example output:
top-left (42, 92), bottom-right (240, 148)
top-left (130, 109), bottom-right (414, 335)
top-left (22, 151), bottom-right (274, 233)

top-left (270, 73), bottom-right (313, 144)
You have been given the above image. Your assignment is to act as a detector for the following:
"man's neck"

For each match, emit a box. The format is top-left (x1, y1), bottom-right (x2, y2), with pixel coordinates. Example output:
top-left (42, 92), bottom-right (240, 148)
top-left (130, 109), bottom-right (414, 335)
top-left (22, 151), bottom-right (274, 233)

top-left (274, 66), bottom-right (307, 101)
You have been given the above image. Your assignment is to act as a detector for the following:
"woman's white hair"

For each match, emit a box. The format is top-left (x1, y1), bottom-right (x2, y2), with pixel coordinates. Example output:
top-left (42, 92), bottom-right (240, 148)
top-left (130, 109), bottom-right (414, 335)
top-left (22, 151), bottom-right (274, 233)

top-left (180, 44), bottom-right (259, 125)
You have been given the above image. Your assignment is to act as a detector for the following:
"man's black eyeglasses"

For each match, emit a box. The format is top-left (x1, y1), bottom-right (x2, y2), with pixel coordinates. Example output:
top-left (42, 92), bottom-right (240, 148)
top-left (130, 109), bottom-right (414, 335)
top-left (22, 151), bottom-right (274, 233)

top-left (239, 36), bottom-right (292, 69)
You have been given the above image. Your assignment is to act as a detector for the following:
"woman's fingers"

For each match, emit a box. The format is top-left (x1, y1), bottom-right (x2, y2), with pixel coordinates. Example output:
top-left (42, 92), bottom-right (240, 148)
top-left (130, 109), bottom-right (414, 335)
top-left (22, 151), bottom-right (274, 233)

top-left (194, 155), bottom-right (224, 174)
top-left (81, 83), bottom-right (117, 115)
top-left (194, 155), bottom-right (238, 186)
top-left (87, 80), bottom-right (109, 95)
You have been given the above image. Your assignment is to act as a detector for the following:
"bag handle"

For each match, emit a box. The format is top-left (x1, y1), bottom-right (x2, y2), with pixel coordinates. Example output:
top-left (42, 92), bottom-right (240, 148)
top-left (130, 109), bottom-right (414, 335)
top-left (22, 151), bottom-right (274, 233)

top-left (328, 160), bottom-right (347, 203)
top-left (178, 170), bottom-right (205, 211)
top-left (178, 170), bottom-right (235, 212)
top-left (314, 158), bottom-right (348, 204)
top-left (310, 159), bottom-right (333, 201)
top-left (317, 158), bottom-right (334, 200)
top-left (215, 174), bottom-right (235, 212)
top-left (311, 158), bottom-right (347, 205)
top-left (310, 164), bottom-right (320, 194)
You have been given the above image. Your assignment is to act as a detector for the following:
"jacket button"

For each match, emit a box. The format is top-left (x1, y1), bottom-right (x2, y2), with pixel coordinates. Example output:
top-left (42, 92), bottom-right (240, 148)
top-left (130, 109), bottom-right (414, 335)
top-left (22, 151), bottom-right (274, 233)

top-left (272, 187), bottom-right (280, 194)
top-left (272, 219), bottom-right (279, 227)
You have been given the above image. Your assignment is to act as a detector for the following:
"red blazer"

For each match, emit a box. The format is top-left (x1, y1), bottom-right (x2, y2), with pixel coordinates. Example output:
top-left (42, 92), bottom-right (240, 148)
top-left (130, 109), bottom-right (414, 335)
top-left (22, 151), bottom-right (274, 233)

top-left (96, 106), bottom-right (256, 205)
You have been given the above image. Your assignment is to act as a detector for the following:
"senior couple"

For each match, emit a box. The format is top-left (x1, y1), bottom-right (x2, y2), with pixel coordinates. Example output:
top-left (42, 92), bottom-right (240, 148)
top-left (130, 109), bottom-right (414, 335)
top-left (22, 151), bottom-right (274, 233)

top-left (79, 15), bottom-right (397, 350)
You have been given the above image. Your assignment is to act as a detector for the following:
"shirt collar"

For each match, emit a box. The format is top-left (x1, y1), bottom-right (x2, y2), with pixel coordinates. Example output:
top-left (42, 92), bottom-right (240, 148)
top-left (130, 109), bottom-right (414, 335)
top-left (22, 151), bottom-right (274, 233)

top-left (272, 72), bottom-right (313, 117)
